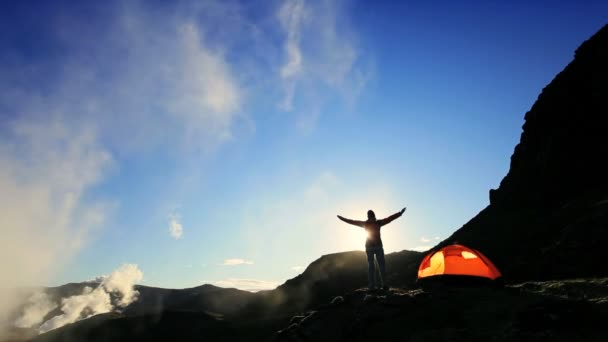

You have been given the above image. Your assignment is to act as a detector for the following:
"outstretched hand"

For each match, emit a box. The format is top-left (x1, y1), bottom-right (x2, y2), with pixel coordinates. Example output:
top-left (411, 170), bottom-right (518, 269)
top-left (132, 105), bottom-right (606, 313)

top-left (400, 207), bottom-right (407, 215)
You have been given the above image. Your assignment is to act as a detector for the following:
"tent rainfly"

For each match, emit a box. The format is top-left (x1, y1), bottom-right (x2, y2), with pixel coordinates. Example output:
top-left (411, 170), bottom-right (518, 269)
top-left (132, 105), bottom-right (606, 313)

top-left (417, 244), bottom-right (502, 282)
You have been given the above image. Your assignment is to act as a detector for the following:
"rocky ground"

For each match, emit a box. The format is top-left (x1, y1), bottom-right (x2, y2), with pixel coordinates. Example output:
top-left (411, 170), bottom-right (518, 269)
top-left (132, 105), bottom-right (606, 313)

top-left (274, 278), bottom-right (608, 342)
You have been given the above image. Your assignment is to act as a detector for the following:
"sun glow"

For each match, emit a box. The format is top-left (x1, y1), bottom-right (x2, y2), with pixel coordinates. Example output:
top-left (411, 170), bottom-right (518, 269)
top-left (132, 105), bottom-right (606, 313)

top-left (332, 193), bottom-right (402, 252)
top-left (336, 225), bottom-right (367, 251)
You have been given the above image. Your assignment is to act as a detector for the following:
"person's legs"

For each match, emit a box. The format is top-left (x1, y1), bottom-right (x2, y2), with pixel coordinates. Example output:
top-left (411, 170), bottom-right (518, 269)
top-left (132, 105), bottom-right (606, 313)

top-left (376, 248), bottom-right (387, 289)
top-left (366, 249), bottom-right (376, 289)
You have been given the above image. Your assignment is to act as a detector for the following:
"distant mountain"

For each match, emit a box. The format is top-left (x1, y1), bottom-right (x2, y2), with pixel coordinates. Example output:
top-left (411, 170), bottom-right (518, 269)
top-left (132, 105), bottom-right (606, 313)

top-left (237, 250), bottom-right (423, 319)
top-left (125, 283), bottom-right (257, 317)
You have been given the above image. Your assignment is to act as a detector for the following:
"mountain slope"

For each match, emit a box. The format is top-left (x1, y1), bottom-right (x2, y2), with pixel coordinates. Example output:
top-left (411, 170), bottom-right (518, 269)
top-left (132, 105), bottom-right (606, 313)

top-left (125, 284), bottom-right (257, 317)
top-left (238, 250), bottom-right (423, 319)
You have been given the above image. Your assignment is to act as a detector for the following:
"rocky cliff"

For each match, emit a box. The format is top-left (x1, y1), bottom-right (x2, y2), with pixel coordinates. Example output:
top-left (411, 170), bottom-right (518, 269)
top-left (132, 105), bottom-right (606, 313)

top-left (437, 24), bottom-right (608, 281)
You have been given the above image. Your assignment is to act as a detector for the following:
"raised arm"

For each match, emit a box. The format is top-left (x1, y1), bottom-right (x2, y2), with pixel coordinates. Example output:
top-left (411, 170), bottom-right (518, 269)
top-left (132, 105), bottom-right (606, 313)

top-left (337, 215), bottom-right (366, 228)
top-left (378, 207), bottom-right (406, 226)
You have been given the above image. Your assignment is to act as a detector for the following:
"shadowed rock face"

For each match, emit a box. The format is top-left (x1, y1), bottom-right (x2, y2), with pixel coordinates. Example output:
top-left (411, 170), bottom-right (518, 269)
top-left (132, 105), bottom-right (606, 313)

top-left (490, 24), bottom-right (608, 208)
top-left (437, 24), bottom-right (608, 282)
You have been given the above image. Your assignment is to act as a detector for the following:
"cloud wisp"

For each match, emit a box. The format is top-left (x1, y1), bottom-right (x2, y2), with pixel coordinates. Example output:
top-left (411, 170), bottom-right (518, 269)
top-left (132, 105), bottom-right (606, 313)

top-left (222, 259), bottom-right (254, 266)
top-left (291, 266), bottom-right (305, 272)
top-left (277, 0), bottom-right (369, 130)
top-left (168, 214), bottom-right (184, 240)
top-left (278, 0), bottom-right (305, 111)
top-left (410, 246), bottom-right (433, 252)
top-left (209, 278), bottom-right (279, 292)
top-left (411, 237), bottom-right (441, 252)
top-left (420, 236), bottom-right (440, 243)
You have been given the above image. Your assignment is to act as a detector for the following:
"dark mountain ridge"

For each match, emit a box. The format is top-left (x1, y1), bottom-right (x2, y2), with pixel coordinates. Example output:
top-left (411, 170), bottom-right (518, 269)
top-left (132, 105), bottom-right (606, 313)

top-left (435, 23), bottom-right (608, 281)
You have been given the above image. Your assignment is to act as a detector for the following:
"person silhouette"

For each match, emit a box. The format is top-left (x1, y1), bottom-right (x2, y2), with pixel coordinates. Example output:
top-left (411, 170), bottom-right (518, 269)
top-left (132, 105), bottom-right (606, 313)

top-left (337, 207), bottom-right (406, 290)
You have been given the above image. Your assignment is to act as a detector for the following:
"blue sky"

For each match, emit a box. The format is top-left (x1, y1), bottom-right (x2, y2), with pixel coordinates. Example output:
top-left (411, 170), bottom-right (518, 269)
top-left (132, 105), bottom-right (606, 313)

top-left (1, 0), bottom-right (607, 291)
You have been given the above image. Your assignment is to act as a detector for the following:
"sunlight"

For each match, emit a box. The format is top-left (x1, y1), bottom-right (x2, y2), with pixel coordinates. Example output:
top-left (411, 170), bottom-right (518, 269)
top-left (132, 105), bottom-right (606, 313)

top-left (336, 225), bottom-right (367, 251)
top-left (332, 195), bottom-right (401, 252)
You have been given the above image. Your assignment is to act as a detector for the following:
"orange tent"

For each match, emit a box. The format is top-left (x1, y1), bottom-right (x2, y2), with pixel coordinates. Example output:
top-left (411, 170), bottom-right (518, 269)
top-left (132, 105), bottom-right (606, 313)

top-left (417, 244), bottom-right (502, 281)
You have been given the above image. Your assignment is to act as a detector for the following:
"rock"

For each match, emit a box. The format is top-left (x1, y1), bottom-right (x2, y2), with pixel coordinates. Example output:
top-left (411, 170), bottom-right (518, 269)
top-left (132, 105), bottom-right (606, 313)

top-left (289, 315), bottom-right (306, 325)
top-left (274, 279), bottom-right (608, 342)
top-left (330, 296), bottom-right (344, 306)
top-left (363, 294), bottom-right (376, 303)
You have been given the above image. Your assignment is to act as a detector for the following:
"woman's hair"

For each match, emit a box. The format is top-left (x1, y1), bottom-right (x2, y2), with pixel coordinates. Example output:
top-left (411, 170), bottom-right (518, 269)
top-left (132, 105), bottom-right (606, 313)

top-left (367, 210), bottom-right (376, 221)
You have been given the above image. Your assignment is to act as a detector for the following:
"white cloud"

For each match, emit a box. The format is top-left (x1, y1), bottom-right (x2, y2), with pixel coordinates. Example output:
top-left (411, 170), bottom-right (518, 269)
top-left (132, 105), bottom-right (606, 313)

top-left (209, 278), bottom-right (279, 292)
top-left (0, 2), bottom-right (247, 159)
top-left (278, 0), bottom-right (305, 111)
top-left (291, 266), bottom-right (305, 272)
top-left (277, 0), bottom-right (370, 128)
top-left (91, 8), bottom-right (246, 153)
top-left (37, 264), bottom-right (143, 334)
top-left (420, 236), bottom-right (441, 243)
top-left (411, 246), bottom-right (432, 252)
top-left (163, 22), bottom-right (242, 147)
top-left (222, 259), bottom-right (254, 266)
top-left (168, 214), bottom-right (184, 240)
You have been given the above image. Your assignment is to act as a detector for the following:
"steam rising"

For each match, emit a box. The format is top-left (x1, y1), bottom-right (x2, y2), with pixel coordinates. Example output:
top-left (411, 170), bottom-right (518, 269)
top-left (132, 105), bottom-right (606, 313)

top-left (15, 264), bottom-right (143, 334)
top-left (13, 292), bottom-right (57, 329)
top-left (0, 119), bottom-right (110, 339)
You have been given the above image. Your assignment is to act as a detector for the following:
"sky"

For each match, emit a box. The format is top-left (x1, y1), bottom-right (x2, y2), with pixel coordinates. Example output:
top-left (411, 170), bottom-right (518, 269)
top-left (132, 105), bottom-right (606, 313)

top-left (1, 0), bottom-right (607, 292)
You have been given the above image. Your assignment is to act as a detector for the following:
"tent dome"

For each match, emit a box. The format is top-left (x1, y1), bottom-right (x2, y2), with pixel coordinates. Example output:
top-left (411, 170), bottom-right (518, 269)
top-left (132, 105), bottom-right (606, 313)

top-left (417, 244), bottom-right (502, 282)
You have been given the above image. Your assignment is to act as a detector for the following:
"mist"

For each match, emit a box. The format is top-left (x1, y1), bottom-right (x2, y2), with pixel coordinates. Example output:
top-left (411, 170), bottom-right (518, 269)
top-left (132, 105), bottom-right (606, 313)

top-left (0, 119), bottom-right (110, 339)
top-left (14, 264), bottom-right (143, 334)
